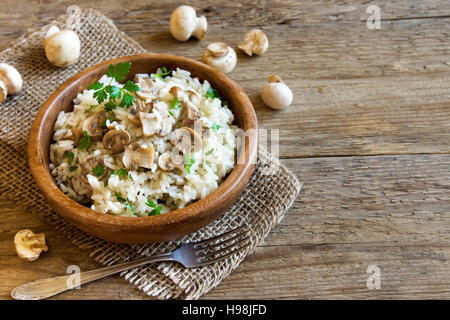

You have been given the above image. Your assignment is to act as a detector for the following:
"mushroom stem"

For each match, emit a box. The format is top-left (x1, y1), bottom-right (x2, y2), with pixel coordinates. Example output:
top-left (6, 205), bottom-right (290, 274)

top-left (192, 15), bottom-right (207, 40)
top-left (0, 80), bottom-right (7, 103)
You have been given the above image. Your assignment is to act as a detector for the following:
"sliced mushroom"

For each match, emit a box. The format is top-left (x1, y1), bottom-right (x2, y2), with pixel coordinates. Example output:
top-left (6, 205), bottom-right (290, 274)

top-left (14, 229), bottom-right (48, 261)
top-left (159, 115), bottom-right (173, 136)
top-left (128, 100), bottom-right (153, 125)
top-left (67, 128), bottom-right (82, 146)
top-left (135, 76), bottom-right (159, 100)
top-left (170, 127), bottom-right (203, 154)
top-left (139, 112), bottom-right (162, 137)
top-left (80, 158), bottom-right (107, 183)
top-left (123, 142), bottom-right (155, 170)
top-left (158, 150), bottom-right (184, 171)
top-left (103, 129), bottom-right (130, 154)
top-left (169, 86), bottom-right (201, 127)
top-left (82, 111), bottom-right (109, 141)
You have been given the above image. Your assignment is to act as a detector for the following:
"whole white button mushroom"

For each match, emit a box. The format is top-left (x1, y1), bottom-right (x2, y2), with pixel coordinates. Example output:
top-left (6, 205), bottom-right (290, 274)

top-left (261, 75), bottom-right (293, 110)
top-left (202, 42), bottom-right (237, 74)
top-left (170, 5), bottom-right (207, 41)
top-left (0, 63), bottom-right (23, 103)
top-left (44, 26), bottom-right (81, 68)
top-left (238, 29), bottom-right (269, 56)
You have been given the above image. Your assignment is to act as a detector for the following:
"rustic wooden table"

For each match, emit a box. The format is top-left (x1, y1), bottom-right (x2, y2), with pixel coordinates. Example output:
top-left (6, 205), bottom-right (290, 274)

top-left (1, 0), bottom-right (449, 300)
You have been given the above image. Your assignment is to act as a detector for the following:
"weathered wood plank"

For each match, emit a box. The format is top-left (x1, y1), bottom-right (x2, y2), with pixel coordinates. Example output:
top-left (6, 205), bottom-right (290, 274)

top-left (1, 0), bottom-right (449, 43)
top-left (2, 6), bottom-right (449, 157)
top-left (1, 154), bottom-right (449, 299)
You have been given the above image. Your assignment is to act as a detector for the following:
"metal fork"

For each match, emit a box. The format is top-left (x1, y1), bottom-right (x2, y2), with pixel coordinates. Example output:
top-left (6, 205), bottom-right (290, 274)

top-left (11, 226), bottom-right (250, 300)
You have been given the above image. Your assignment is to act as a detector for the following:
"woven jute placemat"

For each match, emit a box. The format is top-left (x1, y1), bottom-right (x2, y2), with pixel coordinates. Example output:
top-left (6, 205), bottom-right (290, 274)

top-left (0, 6), bottom-right (301, 299)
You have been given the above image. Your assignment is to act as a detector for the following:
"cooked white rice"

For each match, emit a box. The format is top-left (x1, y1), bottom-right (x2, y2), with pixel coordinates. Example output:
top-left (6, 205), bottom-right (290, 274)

top-left (50, 67), bottom-right (237, 217)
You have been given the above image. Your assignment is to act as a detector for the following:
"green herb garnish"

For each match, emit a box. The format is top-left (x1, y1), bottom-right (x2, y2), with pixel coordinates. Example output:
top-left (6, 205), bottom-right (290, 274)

top-left (92, 163), bottom-right (105, 177)
top-left (205, 86), bottom-right (222, 100)
top-left (210, 124), bottom-right (221, 132)
top-left (88, 62), bottom-right (140, 111)
top-left (114, 191), bottom-right (134, 214)
top-left (77, 131), bottom-right (91, 150)
top-left (205, 160), bottom-right (211, 166)
top-left (146, 199), bottom-right (162, 216)
top-left (152, 67), bottom-right (172, 80)
top-left (114, 168), bottom-right (128, 178)
top-left (69, 166), bottom-right (78, 172)
top-left (184, 154), bottom-right (195, 174)
top-left (170, 96), bottom-right (181, 109)
top-left (205, 148), bottom-right (214, 156)
top-left (67, 151), bottom-right (75, 165)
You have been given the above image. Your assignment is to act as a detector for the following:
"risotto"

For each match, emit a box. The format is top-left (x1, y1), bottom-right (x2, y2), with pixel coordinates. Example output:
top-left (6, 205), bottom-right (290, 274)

top-left (49, 63), bottom-right (237, 217)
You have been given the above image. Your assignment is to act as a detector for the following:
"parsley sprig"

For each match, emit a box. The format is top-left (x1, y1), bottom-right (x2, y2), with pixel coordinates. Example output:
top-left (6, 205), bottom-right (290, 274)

top-left (205, 86), bottom-right (228, 106)
top-left (114, 191), bottom-right (134, 214)
top-left (184, 154), bottom-right (195, 174)
top-left (152, 67), bottom-right (172, 81)
top-left (88, 62), bottom-right (140, 111)
top-left (92, 164), bottom-right (105, 177)
top-left (146, 199), bottom-right (162, 216)
top-left (77, 131), bottom-right (91, 150)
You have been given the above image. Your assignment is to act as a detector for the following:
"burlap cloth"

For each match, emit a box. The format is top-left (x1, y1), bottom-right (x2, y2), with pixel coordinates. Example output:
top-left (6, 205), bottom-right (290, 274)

top-left (0, 6), bottom-right (301, 299)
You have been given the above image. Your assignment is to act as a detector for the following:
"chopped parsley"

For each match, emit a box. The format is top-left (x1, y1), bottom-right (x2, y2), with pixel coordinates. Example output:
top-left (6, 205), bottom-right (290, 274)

top-left (67, 151), bottom-right (75, 165)
top-left (184, 154), bottom-right (195, 174)
top-left (205, 86), bottom-right (222, 100)
top-left (92, 164), bottom-right (105, 177)
top-left (205, 148), bottom-right (214, 156)
top-left (114, 168), bottom-right (128, 178)
top-left (114, 191), bottom-right (134, 214)
top-left (152, 67), bottom-right (172, 81)
top-left (205, 160), bottom-right (211, 166)
top-left (88, 62), bottom-right (140, 111)
top-left (210, 124), bottom-right (221, 132)
top-left (146, 199), bottom-right (162, 216)
top-left (170, 96), bottom-right (181, 109)
top-left (77, 131), bottom-right (91, 150)
top-left (69, 166), bottom-right (78, 172)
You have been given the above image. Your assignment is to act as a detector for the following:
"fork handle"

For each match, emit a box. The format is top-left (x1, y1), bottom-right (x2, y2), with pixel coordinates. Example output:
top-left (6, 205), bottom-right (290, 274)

top-left (10, 252), bottom-right (174, 300)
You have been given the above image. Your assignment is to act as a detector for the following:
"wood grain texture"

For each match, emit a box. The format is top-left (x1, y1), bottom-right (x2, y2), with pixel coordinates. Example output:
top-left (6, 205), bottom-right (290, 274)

top-left (1, 0), bottom-right (449, 299)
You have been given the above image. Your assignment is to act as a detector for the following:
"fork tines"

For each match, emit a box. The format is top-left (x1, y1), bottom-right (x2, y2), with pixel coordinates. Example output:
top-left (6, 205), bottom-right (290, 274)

top-left (193, 225), bottom-right (251, 265)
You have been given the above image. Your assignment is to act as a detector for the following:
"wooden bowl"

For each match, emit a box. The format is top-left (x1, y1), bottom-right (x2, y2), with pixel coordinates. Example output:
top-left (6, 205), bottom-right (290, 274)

top-left (28, 53), bottom-right (258, 244)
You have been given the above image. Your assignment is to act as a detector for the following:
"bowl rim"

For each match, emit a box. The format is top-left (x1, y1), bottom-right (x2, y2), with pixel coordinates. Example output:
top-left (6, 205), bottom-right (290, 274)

top-left (28, 53), bottom-right (258, 232)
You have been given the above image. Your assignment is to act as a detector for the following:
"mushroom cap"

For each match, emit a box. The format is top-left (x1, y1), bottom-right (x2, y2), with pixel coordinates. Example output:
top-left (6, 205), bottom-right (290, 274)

top-left (44, 29), bottom-right (81, 68)
top-left (238, 29), bottom-right (269, 56)
top-left (170, 127), bottom-right (203, 154)
top-left (82, 111), bottom-right (109, 140)
top-left (135, 76), bottom-right (159, 100)
top-left (14, 229), bottom-right (48, 262)
top-left (139, 112), bottom-right (162, 137)
top-left (123, 142), bottom-right (155, 170)
top-left (0, 81), bottom-right (6, 103)
top-left (261, 75), bottom-right (293, 110)
top-left (103, 129), bottom-right (131, 154)
top-left (202, 42), bottom-right (237, 74)
top-left (68, 128), bottom-right (83, 146)
top-left (80, 158), bottom-right (107, 183)
top-left (158, 151), bottom-right (175, 171)
top-left (158, 150), bottom-right (184, 171)
top-left (170, 5), bottom-right (207, 41)
top-left (0, 63), bottom-right (23, 95)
